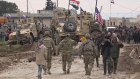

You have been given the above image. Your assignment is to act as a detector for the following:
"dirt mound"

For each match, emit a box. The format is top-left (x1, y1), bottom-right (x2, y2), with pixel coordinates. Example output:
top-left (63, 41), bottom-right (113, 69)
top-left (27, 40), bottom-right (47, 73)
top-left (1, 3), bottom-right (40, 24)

top-left (0, 51), bottom-right (35, 72)
top-left (118, 44), bottom-right (140, 73)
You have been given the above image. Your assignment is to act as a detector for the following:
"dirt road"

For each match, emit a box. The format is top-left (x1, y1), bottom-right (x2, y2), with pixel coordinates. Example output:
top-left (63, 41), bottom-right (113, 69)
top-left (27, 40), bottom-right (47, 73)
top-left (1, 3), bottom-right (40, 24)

top-left (0, 48), bottom-right (140, 79)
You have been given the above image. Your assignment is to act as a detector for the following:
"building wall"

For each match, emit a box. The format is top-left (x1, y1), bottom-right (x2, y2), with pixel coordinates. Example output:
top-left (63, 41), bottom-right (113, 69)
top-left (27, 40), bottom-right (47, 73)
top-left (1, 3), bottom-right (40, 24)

top-left (106, 15), bottom-right (140, 27)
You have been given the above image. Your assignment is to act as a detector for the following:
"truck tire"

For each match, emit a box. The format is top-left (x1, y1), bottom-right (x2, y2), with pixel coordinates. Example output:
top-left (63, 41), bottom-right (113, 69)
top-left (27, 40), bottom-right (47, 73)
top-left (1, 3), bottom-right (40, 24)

top-left (63, 21), bottom-right (77, 32)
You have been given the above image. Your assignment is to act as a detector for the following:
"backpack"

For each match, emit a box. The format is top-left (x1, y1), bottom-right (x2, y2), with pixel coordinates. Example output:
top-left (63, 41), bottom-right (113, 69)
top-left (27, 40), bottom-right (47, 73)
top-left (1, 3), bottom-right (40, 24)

top-left (83, 40), bottom-right (93, 51)
top-left (43, 37), bottom-right (52, 48)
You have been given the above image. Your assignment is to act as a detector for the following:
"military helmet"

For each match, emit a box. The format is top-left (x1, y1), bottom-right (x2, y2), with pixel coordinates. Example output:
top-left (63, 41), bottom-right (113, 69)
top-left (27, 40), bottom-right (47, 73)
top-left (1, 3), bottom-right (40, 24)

top-left (94, 22), bottom-right (99, 26)
top-left (85, 33), bottom-right (90, 38)
top-left (66, 33), bottom-right (71, 37)
top-left (45, 31), bottom-right (50, 36)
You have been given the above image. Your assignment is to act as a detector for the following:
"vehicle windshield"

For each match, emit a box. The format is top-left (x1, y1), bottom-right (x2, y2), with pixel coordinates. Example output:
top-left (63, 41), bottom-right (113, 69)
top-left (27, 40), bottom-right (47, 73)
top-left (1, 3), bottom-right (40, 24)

top-left (58, 18), bottom-right (66, 22)
top-left (58, 17), bottom-right (75, 22)
top-left (69, 17), bottom-right (75, 22)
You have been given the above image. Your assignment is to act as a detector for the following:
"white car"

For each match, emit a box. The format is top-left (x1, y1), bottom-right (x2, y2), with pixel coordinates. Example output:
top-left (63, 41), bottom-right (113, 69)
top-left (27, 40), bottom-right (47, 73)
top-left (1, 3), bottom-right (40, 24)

top-left (106, 27), bottom-right (116, 31)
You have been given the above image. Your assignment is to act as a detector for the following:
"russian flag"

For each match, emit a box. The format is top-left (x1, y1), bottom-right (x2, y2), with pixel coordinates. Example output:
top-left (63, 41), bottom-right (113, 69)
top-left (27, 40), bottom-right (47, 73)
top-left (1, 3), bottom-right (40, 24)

top-left (22, 15), bottom-right (26, 19)
top-left (7, 14), bottom-right (11, 19)
top-left (70, 0), bottom-right (80, 10)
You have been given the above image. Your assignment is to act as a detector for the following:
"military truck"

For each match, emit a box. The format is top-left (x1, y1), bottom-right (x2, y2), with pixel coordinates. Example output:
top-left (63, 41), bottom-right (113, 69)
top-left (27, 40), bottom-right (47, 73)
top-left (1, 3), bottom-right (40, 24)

top-left (9, 18), bottom-right (43, 45)
top-left (51, 8), bottom-right (102, 44)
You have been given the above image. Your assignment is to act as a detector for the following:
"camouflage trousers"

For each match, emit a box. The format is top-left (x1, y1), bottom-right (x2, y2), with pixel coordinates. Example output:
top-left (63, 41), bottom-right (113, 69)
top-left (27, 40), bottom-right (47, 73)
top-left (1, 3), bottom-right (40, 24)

top-left (47, 48), bottom-right (52, 70)
top-left (62, 54), bottom-right (72, 72)
top-left (83, 54), bottom-right (95, 75)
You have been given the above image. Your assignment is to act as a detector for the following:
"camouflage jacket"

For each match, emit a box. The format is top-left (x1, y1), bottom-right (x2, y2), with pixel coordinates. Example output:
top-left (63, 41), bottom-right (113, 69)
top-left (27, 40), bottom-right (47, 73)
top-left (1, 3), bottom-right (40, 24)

top-left (79, 39), bottom-right (97, 58)
top-left (43, 36), bottom-right (56, 53)
top-left (58, 37), bottom-right (75, 55)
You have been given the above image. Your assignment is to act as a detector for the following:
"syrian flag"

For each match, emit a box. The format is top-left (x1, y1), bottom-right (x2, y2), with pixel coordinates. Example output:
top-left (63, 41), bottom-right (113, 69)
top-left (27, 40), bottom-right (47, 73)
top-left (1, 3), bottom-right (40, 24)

top-left (22, 15), bottom-right (26, 19)
top-left (111, 0), bottom-right (114, 4)
top-left (7, 14), bottom-right (11, 19)
top-left (95, 7), bottom-right (103, 25)
top-left (70, 0), bottom-right (80, 10)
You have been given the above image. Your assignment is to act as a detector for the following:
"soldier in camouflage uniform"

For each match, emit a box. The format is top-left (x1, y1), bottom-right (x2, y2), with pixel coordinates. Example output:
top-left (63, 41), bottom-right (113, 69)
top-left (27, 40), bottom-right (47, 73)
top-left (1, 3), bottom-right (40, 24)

top-left (43, 31), bottom-right (56, 74)
top-left (79, 34), bottom-right (97, 75)
top-left (58, 34), bottom-right (75, 74)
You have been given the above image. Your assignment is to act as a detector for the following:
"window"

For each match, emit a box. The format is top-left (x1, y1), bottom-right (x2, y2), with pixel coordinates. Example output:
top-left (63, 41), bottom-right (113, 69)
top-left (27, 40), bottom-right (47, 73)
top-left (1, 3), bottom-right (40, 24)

top-left (69, 17), bottom-right (75, 22)
top-left (58, 18), bottom-right (66, 22)
top-left (120, 22), bottom-right (122, 26)
top-left (113, 22), bottom-right (115, 26)
top-left (110, 22), bottom-right (112, 26)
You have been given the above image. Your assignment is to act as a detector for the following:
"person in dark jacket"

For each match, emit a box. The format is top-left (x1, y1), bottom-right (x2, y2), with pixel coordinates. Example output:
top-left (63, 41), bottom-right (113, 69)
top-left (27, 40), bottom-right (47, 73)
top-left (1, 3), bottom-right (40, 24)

top-left (110, 37), bottom-right (123, 74)
top-left (101, 36), bottom-right (112, 75)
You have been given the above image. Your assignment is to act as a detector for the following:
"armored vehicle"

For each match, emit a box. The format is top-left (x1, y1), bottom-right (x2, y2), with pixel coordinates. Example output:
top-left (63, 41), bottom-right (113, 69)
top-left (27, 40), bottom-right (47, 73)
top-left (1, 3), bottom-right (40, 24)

top-left (9, 18), bottom-right (43, 45)
top-left (51, 8), bottom-right (102, 44)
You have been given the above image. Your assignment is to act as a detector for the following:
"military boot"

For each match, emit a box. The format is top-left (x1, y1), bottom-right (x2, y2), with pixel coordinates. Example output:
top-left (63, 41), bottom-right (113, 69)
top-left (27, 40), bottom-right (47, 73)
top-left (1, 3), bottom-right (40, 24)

top-left (63, 71), bottom-right (67, 74)
top-left (67, 69), bottom-right (70, 74)
top-left (47, 69), bottom-right (51, 75)
top-left (85, 70), bottom-right (90, 75)
top-left (38, 75), bottom-right (42, 79)
top-left (43, 70), bottom-right (47, 75)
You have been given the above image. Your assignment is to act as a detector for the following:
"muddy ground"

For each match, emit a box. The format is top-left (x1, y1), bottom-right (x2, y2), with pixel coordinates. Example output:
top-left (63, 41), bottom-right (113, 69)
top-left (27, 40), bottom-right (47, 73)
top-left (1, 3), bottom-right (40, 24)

top-left (0, 43), bottom-right (140, 79)
top-left (0, 43), bottom-right (36, 71)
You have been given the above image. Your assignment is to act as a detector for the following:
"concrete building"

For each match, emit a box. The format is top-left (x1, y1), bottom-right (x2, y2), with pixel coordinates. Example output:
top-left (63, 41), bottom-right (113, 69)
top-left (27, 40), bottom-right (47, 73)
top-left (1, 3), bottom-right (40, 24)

top-left (106, 15), bottom-right (140, 27)
top-left (4, 10), bottom-right (54, 27)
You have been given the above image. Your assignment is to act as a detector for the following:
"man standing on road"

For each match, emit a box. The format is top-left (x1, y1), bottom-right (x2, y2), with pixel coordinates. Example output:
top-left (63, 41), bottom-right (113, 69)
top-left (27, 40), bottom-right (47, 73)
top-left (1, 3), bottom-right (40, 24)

top-left (58, 34), bottom-right (76, 74)
top-left (36, 39), bottom-right (48, 79)
top-left (79, 34), bottom-right (97, 75)
top-left (110, 37), bottom-right (123, 74)
top-left (101, 36), bottom-right (112, 75)
top-left (43, 31), bottom-right (56, 74)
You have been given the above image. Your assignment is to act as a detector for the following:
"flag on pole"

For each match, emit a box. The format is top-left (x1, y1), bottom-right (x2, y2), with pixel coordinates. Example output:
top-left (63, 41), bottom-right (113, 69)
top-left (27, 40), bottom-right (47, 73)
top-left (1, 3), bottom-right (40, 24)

top-left (111, 0), bottom-right (114, 4)
top-left (80, 7), bottom-right (84, 14)
top-left (22, 15), bottom-right (26, 19)
top-left (7, 14), bottom-right (11, 19)
top-left (53, 3), bottom-right (56, 12)
top-left (70, 0), bottom-right (80, 10)
top-left (95, 7), bottom-right (103, 25)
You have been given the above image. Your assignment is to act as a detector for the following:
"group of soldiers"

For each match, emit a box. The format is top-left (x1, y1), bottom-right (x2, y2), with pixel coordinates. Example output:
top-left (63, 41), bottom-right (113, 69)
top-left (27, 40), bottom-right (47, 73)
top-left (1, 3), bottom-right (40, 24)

top-left (35, 30), bottom-right (123, 79)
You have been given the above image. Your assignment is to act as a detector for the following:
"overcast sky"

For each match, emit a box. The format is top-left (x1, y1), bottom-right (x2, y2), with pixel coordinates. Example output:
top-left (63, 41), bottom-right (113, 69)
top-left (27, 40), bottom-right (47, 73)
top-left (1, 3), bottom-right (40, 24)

top-left (4, 0), bottom-right (140, 19)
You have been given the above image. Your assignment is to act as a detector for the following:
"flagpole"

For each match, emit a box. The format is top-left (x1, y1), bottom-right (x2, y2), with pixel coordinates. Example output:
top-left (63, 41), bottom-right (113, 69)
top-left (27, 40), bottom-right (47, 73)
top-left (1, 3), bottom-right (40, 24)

top-left (27, 0), bottom-right (28, 17)
top-left (67, 0), bottom-right (70, 22)
top-left (57, 0), bottom-right (58, 7)
top-left (94, 0), bottom-right (98, 20)
top-left (100, 6), bottom-right (102, 13)
top-left (110, 0), bottom-right (111, 27)
top-left (80, 7), bottom-right (83, 29)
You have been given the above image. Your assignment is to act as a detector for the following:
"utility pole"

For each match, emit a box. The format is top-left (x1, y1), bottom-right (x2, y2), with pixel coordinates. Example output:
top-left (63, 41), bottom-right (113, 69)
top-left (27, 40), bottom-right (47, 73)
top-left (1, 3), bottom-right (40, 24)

top-left (110, 0), bottom-right (111, 27)
top-left (27, 0), bottom-right (29, 17)
top-left (57, 0), bottom-right (58, 7)
top-left (94, 0), bottom-right (98, 20)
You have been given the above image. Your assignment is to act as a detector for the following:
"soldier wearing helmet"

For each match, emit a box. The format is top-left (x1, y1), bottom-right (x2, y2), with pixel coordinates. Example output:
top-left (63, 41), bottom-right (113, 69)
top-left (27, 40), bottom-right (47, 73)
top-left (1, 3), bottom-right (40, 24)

top-left (58, 34), bottom-right (76, 74)
top-left (42, 31), bottom-right (56, 75)
top-left (79, 33), bottom-right (97, 75)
